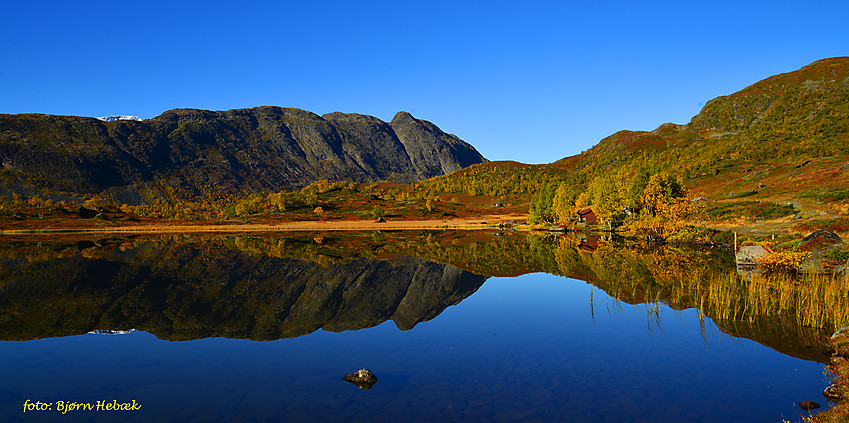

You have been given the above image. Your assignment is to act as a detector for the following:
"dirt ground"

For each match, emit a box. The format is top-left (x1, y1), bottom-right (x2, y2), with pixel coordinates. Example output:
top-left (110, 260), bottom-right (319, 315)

top-left (706, 220), bottom-right (801, 236)
top-left (0, 213), bottom-right (530, 235)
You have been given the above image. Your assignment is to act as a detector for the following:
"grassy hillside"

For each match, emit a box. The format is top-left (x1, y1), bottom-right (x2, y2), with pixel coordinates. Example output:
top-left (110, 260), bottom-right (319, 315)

top-left (575, 57), bottom-right (849, 201)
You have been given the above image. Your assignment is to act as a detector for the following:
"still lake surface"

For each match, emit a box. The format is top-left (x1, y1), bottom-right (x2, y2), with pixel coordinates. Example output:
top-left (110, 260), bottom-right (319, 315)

top-left (0, 232), bottom-right (834, 422)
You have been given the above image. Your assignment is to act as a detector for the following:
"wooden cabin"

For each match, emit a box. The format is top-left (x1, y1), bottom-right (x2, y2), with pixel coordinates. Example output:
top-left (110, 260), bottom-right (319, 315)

top-left (576, 208), bottom-right (598, 225)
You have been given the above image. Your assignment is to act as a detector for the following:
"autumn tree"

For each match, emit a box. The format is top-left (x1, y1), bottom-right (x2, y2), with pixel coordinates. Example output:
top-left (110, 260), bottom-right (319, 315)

top-left (629, 173), bottom-right (691, 241)
top-left (552, 182), bottom-right (579, 223)
top-left (588, 172), bottom-right (628, 229)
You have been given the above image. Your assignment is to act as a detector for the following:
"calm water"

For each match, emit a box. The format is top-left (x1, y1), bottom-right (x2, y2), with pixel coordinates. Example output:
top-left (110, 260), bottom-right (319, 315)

top-left (0, 234), bottom-right (834, 422)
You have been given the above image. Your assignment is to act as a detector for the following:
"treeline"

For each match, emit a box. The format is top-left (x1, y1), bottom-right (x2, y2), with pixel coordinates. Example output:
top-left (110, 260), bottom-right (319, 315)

top-left (528, 154), bottom-right (700, 241)
top-left (414, 161), bottom-right (571, 198)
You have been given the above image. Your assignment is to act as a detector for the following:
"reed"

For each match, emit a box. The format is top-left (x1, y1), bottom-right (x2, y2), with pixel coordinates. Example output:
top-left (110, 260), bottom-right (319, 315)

top-left (677, 271), bottom-right (849, 333)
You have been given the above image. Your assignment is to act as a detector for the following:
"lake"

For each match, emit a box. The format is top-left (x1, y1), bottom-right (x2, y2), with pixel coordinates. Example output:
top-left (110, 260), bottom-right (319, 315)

top-left (0, 231), bottom-right (835, 422)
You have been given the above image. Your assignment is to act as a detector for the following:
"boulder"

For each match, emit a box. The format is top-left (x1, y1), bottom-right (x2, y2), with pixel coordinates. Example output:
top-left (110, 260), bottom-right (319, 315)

top-left (342, 369), bottom-right (378, 390)
top-left (799, 231), bottom-right (847, 273)
top-left (798, 400), bottom-right (820, 411)
top-left (799, 230), bottom-right (843, 251)
top-left (823, 384), bottom-right (845, 400)
top-left (736, 245), bottom-right (769, 265)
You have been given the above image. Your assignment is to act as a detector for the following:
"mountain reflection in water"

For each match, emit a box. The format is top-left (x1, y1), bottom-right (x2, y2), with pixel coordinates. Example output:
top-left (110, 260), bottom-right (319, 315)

top-left (0, 235), bottom-right (486, 341)
top-left (0, 231), bottom-right (839, 363)
top-left (0, 230), bottom-right (839, 422)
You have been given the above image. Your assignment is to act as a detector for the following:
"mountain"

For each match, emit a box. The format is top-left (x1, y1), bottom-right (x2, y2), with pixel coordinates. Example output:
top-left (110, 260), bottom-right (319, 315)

top-left (0, 107), bottom-right (487, 204)
top-left (571, 57), bottom-right (849, 203)
top-left (96, 115), bottom-right (143, 122)
top-left (406, 58), bottom-right (849, 226)
top-left (579, 57), bottom-right (849, 165)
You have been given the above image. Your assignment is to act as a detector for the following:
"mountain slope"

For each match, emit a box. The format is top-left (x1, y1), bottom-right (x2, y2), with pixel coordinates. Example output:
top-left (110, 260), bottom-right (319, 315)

top-left (552, 57), bottom-right (849, 212)
top-left (0, 107), bottom-right (487, 204)
top-left (406, 58), bottom-right (849, 226)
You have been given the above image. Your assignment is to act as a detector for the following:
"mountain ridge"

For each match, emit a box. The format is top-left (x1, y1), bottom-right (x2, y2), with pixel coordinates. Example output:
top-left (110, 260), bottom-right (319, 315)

top-left (0, 107), bottom-right (487, 204)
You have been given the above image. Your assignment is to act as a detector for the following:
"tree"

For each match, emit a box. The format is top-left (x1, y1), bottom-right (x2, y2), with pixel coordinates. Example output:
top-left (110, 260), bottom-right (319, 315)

top-left (552, 182), bottom-right (575, 223)
top-left (589, 173), bottom-right (626, 229)
top-left (641, 173), bottom-right (688, 217)
top-left (630, 173), bottom-right (691, 241)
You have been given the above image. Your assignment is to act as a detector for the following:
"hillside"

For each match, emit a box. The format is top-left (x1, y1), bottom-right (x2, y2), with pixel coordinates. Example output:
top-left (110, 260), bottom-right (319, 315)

top-left (378, 57), bottom-right (849, 233)
top-left (0, 107), bottom-right (486, 204)
top-left (569, 57), bottom-right (849, 205)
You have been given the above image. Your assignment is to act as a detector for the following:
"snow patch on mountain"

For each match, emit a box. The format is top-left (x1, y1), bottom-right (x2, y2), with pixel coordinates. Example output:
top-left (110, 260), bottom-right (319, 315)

top-left (96, 115), bottom-right (143, 122)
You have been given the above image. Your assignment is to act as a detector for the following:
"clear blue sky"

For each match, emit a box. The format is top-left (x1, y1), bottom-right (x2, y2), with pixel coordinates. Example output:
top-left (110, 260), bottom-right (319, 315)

top-left (2, 1), bottom-right (847, 164)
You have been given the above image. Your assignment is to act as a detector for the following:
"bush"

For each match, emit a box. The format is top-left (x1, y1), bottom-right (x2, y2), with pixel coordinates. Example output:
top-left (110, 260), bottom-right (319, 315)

top-left (795, 218), bottom-right (849, 233)
top-left (726, 189), bottom-right (758, 199)
top-left (755, 250), bottom-right (809, 272)
top-left (824, 247), bottom-right (849, 261)
top-left (712, 230), bottom-right (735, 245)
top-left (775, 238), bottom-right (803, 251)
top-left (754, 203), bottom-right (798, 220)
top-left (667, 226), bottom-right (714, 243)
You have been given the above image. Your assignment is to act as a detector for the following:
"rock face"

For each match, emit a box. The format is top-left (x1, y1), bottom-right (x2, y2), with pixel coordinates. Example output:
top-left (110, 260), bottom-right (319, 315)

top-left (0, 107), bottom-right (487, 203)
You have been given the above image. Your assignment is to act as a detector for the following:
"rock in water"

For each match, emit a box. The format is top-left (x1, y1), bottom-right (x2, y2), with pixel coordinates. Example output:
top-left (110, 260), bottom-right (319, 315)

top-left (798, 400), bottom-right (820, 411)
top-left (341, 369), bottom-right (378, 390)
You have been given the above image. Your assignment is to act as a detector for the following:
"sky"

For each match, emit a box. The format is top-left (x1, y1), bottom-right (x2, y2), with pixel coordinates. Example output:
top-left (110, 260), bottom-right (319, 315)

top-left (1, 1), bottom-right (847, 164)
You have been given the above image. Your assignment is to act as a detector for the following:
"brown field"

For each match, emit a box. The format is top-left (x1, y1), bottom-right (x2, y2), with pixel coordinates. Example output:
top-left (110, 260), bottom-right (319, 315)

top-left (0, 213), bottom-right (529, 235)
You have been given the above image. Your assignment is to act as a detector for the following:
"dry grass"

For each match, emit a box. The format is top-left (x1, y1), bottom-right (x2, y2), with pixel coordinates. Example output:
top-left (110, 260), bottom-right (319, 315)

top-left (0, 214), bottom-right (528, 235)
top-left (677, 272), bottom-right (849, 332)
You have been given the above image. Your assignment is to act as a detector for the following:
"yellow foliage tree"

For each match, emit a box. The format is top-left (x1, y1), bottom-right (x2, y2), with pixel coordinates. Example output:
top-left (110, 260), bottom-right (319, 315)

top-left (630, 174), bottom-right (691, 241)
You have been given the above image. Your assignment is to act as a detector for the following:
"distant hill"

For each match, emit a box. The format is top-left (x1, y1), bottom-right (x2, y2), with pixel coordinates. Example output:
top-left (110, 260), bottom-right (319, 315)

top-left (0, 107), bottom-right (487, 204)
top-left (417, 57), bottom-right (849, 222)
top-left (568, 57), bottom-right (849, 205)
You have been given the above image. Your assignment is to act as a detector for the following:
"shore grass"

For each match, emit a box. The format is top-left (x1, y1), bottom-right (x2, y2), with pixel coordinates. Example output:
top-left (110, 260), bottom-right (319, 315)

top-left (0, 220), bottom-right (515, 235)
top-left (677, 272), bottom-right (849, 333)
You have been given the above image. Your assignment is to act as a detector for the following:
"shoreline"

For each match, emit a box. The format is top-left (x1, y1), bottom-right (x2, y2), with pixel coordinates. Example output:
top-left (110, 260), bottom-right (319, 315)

top-left (0, 214), bottom-right (528, 235)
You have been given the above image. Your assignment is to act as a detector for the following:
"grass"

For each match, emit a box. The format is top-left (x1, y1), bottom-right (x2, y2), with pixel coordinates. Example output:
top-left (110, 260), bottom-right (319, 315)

top-left (795, 217), bottom-right (849, 234)
top-left (726, 189), bottom-right (759, 199)
top-left (676, 271), bottom-right (849, 333)
top-left (704, 200), bottom-right (798, 221)
top-left (801, 187), bottom-right (849, 202)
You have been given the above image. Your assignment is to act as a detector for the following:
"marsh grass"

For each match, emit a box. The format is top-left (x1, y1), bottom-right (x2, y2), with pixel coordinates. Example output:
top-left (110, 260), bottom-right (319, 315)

top-left (676, 271), bottom-right (849, 332)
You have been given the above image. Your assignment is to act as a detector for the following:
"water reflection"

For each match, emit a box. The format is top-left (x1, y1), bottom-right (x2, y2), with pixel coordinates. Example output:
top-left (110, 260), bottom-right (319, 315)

top-left (0, 231), bottom-right (841, 361)
top-left (0, 231), bottom-right (838, 422)
top-left (0, 235), bottom-right (487, 341)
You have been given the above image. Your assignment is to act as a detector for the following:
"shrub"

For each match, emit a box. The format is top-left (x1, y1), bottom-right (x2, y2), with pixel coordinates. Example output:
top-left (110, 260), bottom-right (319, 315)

top-left (667, 226), bottom-right (714, 243)
top-left (824, 247), bottom-right (849, 261)
top-left (795, 218), bottom-right (849, 233)
top-left (712, 230), bottom-right (735, 245)
top-left (775, 238), bottom-right (803, 251)
top-left (727, 189), bottom-right (758, 199)
top-left (754, 203), bottom-right (798, 220)
top-left (755, 250), bottom-right (809, 272)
